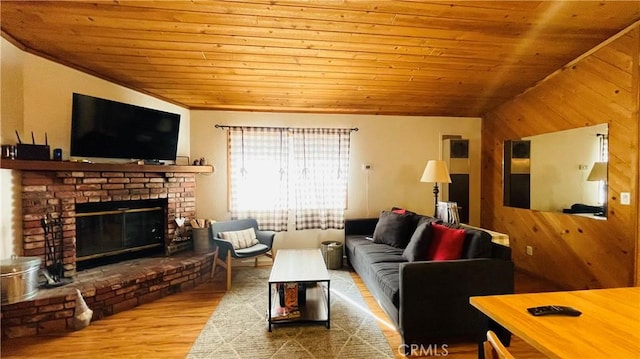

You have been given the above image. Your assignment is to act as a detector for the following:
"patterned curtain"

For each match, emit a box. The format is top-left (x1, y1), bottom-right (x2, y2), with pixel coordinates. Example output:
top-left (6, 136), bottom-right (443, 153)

top-left (598, 133), bottom-right (609, 204)
top-left (228, 127), bottom-right (288, 231)
top-left (292, 128), bottom-right (351, 230)
top-left (598, 133), bottom-right (608, 161)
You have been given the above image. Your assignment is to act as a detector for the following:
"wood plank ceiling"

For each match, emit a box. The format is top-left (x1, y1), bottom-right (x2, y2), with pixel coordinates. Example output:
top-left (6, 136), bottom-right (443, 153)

top-left (2, 1), bottom-right (640, 117)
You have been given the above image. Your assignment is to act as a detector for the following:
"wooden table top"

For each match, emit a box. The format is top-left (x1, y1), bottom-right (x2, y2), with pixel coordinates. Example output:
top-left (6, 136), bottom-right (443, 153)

top-left (470, 287), bottom-right (640, 359)
top-left (269, 249), bottom-right (330, 283)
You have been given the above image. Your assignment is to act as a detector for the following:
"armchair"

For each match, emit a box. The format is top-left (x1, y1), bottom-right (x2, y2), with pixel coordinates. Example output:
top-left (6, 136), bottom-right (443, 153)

top-left (210, 218), bottom-right (275, 290)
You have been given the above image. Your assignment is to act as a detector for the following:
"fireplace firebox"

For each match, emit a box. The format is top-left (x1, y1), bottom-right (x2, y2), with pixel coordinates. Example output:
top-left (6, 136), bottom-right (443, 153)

top-left (75, 199), bottom-right (167, 270)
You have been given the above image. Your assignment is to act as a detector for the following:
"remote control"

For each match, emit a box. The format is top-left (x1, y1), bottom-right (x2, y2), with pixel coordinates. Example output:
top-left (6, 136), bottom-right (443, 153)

top-left (527, 305), bottom-right (582, 317)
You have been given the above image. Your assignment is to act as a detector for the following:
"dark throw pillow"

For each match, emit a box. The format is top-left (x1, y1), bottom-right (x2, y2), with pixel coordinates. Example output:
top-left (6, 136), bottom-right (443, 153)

top-left (427, 223), bottom-right (466, 260)
top-left (391, 206), bottom-right (421, 235)
top-left (372, 210), bottom-right (415, 248)
top-left (402, 220), bottom-right (433, 262)
top-left (461, 229), bottom-right (493, 259)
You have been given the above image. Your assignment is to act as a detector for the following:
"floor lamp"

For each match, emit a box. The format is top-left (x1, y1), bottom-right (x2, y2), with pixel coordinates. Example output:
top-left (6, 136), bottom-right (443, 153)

top-left (420, 160), bottom-right (452, 218)
top-left (587, 161), bottom-right (607, 216)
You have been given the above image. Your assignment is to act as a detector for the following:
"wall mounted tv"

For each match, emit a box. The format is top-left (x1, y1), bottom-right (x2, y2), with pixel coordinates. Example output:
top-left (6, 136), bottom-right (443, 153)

top-left (70, 93), bottom-right (181, 161)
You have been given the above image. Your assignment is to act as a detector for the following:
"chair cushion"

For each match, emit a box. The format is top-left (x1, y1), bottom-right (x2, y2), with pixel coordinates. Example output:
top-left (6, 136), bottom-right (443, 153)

top-left (234, 243), bottom-right (269, 256)
top-left (220, 227), bottom-right (259, 249)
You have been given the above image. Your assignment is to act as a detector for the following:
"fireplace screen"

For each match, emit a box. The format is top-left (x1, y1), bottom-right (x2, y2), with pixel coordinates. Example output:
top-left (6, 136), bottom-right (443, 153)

top-left (76, 199), bottom-right (166, 270)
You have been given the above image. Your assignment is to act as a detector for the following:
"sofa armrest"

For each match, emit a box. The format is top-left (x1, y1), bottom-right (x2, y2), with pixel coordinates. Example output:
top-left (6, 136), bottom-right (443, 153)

top-left (398, 259), bottom-right (514, 341)
top-left (344, 218), bottom-right (378, 236)
top-left (491, 242), bottom-right (512, 260)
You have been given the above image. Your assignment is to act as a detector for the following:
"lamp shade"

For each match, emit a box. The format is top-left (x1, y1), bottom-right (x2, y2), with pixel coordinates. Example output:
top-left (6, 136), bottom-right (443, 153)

top-left (587, 162), bottom-right (607, 182)
top-left (420, 160), bottom-right (452, 183)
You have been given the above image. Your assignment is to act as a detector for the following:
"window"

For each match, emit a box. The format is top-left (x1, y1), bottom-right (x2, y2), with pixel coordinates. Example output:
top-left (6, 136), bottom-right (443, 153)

top-left (226, 126), bottom-right (352, 231)
top-left (597, 133), bottom-right (608, 204)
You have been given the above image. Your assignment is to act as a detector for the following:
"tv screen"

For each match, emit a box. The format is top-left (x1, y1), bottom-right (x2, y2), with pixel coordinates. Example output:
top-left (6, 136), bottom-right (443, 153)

top-left (70, 93), bottom-right (181, 161)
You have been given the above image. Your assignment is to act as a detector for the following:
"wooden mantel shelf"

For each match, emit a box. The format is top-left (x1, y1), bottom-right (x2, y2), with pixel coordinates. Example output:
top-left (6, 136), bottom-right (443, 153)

top-left (0, 159), bottom-right (213, 173)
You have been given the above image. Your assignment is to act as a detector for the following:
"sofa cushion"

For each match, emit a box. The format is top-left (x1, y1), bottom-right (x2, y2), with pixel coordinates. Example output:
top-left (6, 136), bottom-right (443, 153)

top-left (355, 241), bottom-right (407, 264)
top-left (370, 262), bottom-right (402, 308)
top-left (372, 210), bottom-right (415, 248)
top-left (427, 223), bottom-right (466, 260)
top-left (402, 220), bottom-right (433, 262)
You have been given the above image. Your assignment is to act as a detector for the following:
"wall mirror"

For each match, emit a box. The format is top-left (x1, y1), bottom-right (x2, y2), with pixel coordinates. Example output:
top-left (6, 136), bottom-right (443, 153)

top-left (503, 124), bottom-right (608, 219)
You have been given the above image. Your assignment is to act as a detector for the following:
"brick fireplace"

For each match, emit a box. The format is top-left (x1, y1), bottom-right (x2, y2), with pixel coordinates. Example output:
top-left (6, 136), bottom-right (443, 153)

top-left (1, 163), bottom-right (215, 338)
top-left (74, 198), bottom-right (167, 270)
top-left (21, 169), bottom-right (196, 276)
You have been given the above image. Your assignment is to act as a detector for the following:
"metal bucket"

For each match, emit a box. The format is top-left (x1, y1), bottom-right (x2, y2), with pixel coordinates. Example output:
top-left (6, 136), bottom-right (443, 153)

top-left (192, 228), bottom-right (213, 254)
top-left (1, 256), bottom-right (41, 304)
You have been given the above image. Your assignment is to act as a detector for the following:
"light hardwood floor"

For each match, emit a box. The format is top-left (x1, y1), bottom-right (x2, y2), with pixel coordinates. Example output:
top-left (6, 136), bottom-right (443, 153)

top-left (1, 266), bottom-right (556, 358)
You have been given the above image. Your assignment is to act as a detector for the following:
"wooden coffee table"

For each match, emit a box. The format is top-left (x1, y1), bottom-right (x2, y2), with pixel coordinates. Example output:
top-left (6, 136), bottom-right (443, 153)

top-left (267, 249), bottom-right (331, 331)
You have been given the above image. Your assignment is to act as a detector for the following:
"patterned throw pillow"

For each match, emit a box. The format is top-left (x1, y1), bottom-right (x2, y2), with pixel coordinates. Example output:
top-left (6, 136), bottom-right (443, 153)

top-left (220, 228), bottom-right (259, 249)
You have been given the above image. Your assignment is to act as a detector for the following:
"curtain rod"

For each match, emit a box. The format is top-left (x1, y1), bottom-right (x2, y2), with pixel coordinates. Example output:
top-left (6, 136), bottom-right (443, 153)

top-left (215, 124), bottom-right (358, 132)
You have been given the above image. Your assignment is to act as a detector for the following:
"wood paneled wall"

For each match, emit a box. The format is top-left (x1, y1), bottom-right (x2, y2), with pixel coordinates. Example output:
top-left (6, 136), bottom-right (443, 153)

top-left (482, 24), bottom-right (640, 289)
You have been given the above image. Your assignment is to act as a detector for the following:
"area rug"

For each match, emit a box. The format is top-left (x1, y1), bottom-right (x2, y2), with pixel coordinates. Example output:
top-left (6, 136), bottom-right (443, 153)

top-left (187, 267), bottom-right (395, 358)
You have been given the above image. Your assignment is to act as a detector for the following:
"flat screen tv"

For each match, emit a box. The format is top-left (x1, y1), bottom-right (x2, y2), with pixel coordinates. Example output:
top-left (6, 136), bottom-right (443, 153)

top-left (70, 93), bottom-right (181, 161)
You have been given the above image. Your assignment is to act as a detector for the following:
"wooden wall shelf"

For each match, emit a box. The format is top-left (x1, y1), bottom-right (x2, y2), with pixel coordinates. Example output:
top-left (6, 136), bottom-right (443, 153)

top-left (0, 159), bottom-right (213, 173)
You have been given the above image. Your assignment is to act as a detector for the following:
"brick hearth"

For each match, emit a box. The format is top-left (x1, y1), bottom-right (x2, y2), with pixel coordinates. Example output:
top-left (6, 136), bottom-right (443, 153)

top-left (1, 253), bottom-right (214, 338)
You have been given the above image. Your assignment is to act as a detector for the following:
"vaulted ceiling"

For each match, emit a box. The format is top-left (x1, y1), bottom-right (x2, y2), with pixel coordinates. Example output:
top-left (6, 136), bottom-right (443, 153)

top-left (2, 1), bottom-right (640, 117)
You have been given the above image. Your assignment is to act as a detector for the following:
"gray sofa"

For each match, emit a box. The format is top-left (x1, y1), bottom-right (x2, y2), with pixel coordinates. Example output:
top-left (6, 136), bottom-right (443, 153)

top-left (344, 213), bottom-right (514, 350)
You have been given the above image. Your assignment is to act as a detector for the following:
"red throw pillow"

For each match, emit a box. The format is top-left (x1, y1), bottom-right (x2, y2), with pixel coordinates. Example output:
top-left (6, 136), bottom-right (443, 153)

top-left (427, 223), bottom-right (466, 260)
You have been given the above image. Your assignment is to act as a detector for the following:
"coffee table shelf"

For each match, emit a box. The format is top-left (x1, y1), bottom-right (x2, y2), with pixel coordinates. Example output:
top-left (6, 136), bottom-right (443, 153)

top-left (269, 284), bottom-right (328, 323)
top-left (267, 249), bottom-right (330, 331)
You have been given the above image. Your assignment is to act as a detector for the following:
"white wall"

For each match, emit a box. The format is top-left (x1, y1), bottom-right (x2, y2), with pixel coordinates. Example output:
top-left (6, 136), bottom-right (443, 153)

top-left (525, 124), bottom-right (604, 212)
top-left (1, 38), bottom-right (25, 260)
top-left (20, 55), bottom-right (190, 162)
top-left (0, 37), bottom-right (191, 259)
top-left (190, 110), bottom-right (482, 254)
